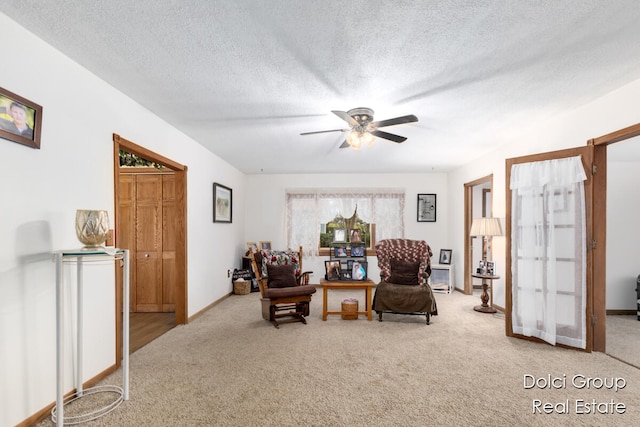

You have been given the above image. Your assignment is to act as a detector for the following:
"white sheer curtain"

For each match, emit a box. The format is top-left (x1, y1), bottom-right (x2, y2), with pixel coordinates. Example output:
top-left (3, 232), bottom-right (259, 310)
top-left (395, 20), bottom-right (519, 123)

top-left (510, 156), bottom-right (587, 348)
top-left (285, 188), bottom-right (405, 256)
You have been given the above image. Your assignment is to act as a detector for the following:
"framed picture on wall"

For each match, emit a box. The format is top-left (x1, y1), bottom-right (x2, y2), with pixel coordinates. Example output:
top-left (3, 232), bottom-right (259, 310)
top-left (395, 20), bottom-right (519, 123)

top-left (0, 86), bottom-right (43, 149)
top-left (417, 194), bottom-right (436, 222)
top-left (213, 182), bottom-right (232, 223)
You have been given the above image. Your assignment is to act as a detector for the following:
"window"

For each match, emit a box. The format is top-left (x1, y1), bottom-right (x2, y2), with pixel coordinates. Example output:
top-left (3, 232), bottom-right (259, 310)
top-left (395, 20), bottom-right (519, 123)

top-left (286, 189), bottom-right (405, 256)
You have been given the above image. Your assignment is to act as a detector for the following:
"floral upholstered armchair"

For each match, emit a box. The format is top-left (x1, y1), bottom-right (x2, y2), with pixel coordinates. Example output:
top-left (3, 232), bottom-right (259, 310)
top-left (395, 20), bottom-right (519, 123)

top-left (372, 238), bottom-right (438, 324)
top-left (250, 246), bottom-right (316, 328)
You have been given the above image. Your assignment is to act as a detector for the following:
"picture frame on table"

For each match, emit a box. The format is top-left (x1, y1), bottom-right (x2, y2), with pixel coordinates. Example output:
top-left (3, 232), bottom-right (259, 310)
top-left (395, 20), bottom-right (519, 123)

top-left (349, 228), bottom-right (363, 243)
top-left (213, 182), bottom-right (232, 223)
top-left (333, 246), bottom-right (348, 257)
top-left (325, 260), bottom-right (341, 281)
top-left (350, 245), bottom-right (365, 257)
top-left (259, 241), bottom-right (272, 250)
top-left (246, 242), bottom-right (258, 253)
top-left (333, 228), bottom-right (347, 242)
top-left (486, 261), bottom-right (495, 276)
top-left (439, 249), bottom-right (452, 265)
top-left (351, 261), bottom-right (368, 281)
top-left (0, 86), bottom-right (43, 149)
top-left (417, 193), bottom-right (437, 222)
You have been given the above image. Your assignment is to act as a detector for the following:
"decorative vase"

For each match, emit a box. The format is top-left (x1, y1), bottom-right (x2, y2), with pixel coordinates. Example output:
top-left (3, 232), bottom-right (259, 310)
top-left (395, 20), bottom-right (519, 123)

top-left (75, 210), bottom-right (110, 249)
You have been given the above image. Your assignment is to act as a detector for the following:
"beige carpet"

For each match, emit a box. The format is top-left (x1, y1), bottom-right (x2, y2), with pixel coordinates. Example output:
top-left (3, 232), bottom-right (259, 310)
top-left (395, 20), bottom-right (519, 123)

top-left (38, 290), bottom-right (640, 426)
top-left (606, 314), bottom-right (640, 369)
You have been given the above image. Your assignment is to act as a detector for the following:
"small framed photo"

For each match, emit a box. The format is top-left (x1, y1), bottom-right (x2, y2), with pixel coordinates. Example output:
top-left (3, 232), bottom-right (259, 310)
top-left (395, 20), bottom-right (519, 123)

top-left (438, 249), bottom-right (452, 265)
top-left (213, 182), bottom-right (232, 223)
top-left (340, 270), bottom-right (352, 280)
top-left (325, 260), bottom-right (341, 281)
top-left (0, 86), bottom-right (43, 149)
top-left (333, 246), bottom-right (347, 257)
top-left (260, 241), bottom-right (272, 250)
top-left (417, 193), bottom-right (436, 222)
top-left (333, 228), bottom-right (347, 242)
top-left (349, 228), bottom-right (363, 243)
top-left (246, 242), bottom-right (258, 253)
top-left (350, 245), bottom-right (365, 257)
top-left (351, 261), bottom-right (368, 281)
top-left (477, 260), bottom-right (485, 274)
top-left (486, 261), bottom-right (496, 276)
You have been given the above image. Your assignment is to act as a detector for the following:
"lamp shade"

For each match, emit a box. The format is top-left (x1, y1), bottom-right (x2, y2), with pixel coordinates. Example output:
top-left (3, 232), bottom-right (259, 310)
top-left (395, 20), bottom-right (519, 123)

top-left (470, 217), bottom-right (502, 237)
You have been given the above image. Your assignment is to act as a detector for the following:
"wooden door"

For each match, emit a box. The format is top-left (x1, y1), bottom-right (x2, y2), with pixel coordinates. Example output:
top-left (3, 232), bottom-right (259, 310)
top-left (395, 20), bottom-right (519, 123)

top-left (505, 145), bottom-right (596, 352)
top-left (118, 172), bottom-right (176, 313)
top-left (162, 175), bottom-right (176, 312)
top-left (135, 174), bottom-right (163, 312)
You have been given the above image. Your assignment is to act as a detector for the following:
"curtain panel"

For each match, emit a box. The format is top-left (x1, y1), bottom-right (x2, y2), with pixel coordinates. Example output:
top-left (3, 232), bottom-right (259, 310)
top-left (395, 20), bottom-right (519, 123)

top-left (285, 189), bottom-right (405, 256)
top-left (510, 156), bottom-right (587, 348)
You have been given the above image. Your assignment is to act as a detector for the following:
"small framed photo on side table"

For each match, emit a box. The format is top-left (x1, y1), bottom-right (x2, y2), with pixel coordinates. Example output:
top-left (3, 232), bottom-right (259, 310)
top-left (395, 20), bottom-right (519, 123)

top-left (439, 249), bottom-right (452, 265)
top-left (325, 260), bottom-right (341, 281)
top-left (350, 245), bottom-right (365, 257)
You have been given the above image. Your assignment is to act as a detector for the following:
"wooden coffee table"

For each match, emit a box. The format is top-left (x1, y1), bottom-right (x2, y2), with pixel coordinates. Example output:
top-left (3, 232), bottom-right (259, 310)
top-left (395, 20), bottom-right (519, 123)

top-left (320, 278), bottom-right (376, 320)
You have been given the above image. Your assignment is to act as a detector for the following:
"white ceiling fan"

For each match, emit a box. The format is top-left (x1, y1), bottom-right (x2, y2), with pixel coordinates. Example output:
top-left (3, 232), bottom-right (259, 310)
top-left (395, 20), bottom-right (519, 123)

top-left (300, 107), bottom-right (418, 150)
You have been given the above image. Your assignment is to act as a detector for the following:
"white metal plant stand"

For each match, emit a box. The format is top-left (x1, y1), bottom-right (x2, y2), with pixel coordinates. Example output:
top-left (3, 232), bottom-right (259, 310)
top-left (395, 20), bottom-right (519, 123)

top-left (52, 248), bottom-right (129, 426)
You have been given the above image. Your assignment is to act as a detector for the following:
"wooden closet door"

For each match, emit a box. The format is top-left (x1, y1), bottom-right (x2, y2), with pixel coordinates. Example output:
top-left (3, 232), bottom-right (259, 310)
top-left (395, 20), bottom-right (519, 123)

top-left (135, 175), bottom-right (163, 312)
top-left (162, 175), bottom-right (176, 312)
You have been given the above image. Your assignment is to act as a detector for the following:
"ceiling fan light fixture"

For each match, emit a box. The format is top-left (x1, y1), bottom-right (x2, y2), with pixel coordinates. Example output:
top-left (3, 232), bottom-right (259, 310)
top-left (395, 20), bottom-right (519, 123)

top-left (301, 107), bottom-right (417, 150)
top-left (347, 131), bottom-right (375, 150)
top-left (363, 131), bottom-right (375, 147)
top-left (346, 132), bottom-right (362, 150)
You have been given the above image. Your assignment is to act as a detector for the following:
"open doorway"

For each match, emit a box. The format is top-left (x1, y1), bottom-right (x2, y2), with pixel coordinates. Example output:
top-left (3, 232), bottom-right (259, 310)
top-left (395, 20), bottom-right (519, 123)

top-left (113, 134), bottom-right (188, 358)
top-left (463, 175), bottom-right (493, 296)
top-left (596, 131), bottom-right (640, 365)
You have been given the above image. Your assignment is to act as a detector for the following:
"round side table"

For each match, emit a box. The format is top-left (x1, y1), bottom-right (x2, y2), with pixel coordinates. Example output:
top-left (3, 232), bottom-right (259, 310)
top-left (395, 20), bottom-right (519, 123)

top-left (471, 273), bottom-right (499, 313)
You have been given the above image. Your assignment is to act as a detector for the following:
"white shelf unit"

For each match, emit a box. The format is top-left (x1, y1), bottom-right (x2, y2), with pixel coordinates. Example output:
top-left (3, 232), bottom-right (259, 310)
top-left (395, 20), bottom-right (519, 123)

top-left (52, 248), bottom-right (130, 426)
top-left (430, 263), bottom-right (454, 294)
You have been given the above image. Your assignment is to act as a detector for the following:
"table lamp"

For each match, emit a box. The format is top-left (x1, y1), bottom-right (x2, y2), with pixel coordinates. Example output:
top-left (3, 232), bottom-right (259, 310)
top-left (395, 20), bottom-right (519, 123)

top-left (470, 217), bottom-right (502, 273)
top-left (470, 217), bottom-right (502, 313)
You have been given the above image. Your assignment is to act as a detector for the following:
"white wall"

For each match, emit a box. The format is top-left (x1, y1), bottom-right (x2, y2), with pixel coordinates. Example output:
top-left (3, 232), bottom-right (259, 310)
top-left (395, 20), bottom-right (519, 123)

top-left (244, 173), bottom-right (448, 283)
top-left (607, 160), bottom-right (640, 309)
top-left (448, 76), bottom-right (640, 311)
top-left (0, 13), bottom-right (245, 426)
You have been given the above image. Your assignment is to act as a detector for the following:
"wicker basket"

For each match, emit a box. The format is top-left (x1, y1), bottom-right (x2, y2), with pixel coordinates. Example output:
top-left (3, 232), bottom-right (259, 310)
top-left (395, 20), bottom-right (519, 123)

top-left (233, 279), bottom-right (251, 295)
top-left (341, 298), bottom-right (359, 320)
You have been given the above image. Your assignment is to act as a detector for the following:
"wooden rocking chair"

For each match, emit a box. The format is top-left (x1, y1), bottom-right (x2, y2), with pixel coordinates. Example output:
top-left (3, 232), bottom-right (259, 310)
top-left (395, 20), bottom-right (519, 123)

top-left (250, 246), bottom-right (316, 328)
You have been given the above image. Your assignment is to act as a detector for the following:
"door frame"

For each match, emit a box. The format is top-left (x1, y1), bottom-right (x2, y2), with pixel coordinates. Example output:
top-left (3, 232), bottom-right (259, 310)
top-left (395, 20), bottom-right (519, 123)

top-left (463, 174), bottom-right (493, 295)
top-left (505, 146), bottom-right (595, 352)
top-left (504, 122), bottom-right (640, 353)
top-left (588, 121), bottom-right (640, 352)
top-left (113, 134), bottom-right (188, 362)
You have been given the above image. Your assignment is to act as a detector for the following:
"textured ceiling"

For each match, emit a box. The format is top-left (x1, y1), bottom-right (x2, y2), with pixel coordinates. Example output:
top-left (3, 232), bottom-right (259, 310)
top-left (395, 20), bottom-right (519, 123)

top-left (3, 1), bottom-right (640, 173)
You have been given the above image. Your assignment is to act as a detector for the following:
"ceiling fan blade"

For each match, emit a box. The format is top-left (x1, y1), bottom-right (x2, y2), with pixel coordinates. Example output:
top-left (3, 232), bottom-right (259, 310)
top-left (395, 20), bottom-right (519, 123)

top-left (300, 128), bottom-right (347, 136)
top-left (332, 110), bottom-right (359, 127)
top-left (339, 140), bottom-right (351, 149)
top-left (370, 114), bottom-right (418, 128)
top-left (371, 129), bottom-right (407, 143)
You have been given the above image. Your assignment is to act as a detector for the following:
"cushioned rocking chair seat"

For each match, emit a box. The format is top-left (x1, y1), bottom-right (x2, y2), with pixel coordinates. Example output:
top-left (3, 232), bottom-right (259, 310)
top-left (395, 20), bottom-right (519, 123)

top-left (263, 285), bottom-right (317, 299)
